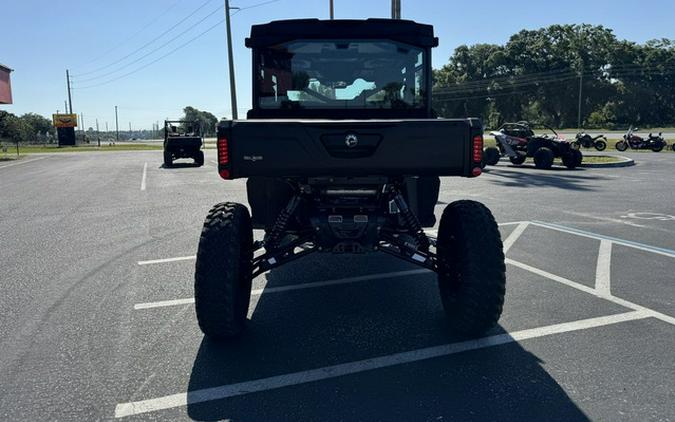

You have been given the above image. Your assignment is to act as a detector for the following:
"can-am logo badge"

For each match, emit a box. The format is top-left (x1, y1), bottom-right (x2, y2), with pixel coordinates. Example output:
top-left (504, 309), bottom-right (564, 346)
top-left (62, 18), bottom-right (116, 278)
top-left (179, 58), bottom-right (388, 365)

top-left (345, 134), bottom-right (358, 148)
top-left (243, 155), bottom-right (263, 162)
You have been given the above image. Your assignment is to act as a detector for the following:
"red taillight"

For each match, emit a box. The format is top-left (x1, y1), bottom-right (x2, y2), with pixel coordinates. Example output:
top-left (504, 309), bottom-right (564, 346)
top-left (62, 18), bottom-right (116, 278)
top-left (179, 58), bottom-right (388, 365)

top-left (472, 167), bottom-right (482, 177)
top-left (217, 135), bottom-right (231, 179)
top-left (217, 136), bottom-right (229, 165)
top-left (472, 135), bottom-right (483, 163)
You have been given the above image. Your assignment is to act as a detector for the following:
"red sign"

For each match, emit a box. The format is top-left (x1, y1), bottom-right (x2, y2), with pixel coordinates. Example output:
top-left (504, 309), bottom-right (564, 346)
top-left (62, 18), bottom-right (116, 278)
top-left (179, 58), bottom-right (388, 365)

top-left (0, 66), bottom-right (12, 104)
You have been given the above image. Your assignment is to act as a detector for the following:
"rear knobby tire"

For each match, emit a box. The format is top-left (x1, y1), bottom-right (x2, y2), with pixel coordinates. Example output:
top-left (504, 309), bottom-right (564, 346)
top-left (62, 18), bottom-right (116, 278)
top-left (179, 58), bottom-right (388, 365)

top-left (194, 202), bottom-right (253, 340)
top-left (533, 147), bottom-right (554, 169)
top-left (483, 147), bottom-right (501, 166)
top-left (562, 149), bottom-right (582, 169)
top-left (163, 150), bottom-right (173, 167)
top-left (436, 200), bottom-right (506, 337)
top-left (195, 150), bottom-right (205, 166)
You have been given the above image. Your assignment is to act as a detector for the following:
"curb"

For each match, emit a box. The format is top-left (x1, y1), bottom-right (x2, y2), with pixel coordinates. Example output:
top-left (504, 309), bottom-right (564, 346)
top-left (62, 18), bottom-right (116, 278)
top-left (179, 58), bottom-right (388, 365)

top-left (579, 155), bottom-right (635, 168)
top-left (498, 155), bottom-right (635, 168)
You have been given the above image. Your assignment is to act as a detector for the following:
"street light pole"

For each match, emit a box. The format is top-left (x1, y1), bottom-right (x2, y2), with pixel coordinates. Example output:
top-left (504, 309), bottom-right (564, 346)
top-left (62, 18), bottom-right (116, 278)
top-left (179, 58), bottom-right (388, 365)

top-left (330, 0), bottom-right (334, 19)
top-left (66, 69), bottom-right (73, 114)
top-left (224, 0), bottom-right (238, 120)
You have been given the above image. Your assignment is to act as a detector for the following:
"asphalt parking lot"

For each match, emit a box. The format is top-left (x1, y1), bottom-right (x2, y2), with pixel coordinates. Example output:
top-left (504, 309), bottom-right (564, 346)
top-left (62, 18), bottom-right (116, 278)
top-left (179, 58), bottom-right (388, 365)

top-left (0, 150), bottom-right (673, 421)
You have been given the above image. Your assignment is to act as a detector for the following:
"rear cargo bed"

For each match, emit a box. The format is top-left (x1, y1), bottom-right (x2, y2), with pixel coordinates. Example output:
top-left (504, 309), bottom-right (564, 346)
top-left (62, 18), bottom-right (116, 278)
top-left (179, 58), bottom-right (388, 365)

top-left (218, 118), bottom-right (481, 179)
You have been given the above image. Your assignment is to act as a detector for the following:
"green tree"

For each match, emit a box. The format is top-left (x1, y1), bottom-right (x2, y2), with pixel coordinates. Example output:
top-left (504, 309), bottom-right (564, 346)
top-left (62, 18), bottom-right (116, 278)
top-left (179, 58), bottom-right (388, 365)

top-left (183, 106), bottom-right (218, 136)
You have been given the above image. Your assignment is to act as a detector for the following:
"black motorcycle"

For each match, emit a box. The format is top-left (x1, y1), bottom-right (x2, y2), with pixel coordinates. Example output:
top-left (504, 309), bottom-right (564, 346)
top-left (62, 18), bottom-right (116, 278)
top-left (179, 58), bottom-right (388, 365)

top-left (615, 126), bottom-right (666, 152)
top-left (574, 132), bottom-right (607, 151)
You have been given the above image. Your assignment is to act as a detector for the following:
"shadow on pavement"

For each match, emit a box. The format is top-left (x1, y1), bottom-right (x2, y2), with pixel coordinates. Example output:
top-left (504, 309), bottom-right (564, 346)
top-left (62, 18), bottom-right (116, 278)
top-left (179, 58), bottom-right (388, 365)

top-left (160, 161), bottom-right (201, 169)
top-left (485, 166), bottom-right (602, 191)
top-left (185, 254), bottom-right (588, 421)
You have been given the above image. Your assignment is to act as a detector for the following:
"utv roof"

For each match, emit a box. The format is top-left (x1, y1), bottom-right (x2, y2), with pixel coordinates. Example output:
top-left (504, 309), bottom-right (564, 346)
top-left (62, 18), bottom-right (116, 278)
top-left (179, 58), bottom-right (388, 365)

top-left (245, 19), bottom-right (438, 48)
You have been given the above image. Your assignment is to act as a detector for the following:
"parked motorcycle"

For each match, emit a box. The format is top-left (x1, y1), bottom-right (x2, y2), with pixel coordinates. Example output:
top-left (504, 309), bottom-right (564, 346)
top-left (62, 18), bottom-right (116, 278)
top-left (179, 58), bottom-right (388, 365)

top-left (615, 126), bottom-right (666, 152)
top-left (574, 132), bottom-right (607, 151)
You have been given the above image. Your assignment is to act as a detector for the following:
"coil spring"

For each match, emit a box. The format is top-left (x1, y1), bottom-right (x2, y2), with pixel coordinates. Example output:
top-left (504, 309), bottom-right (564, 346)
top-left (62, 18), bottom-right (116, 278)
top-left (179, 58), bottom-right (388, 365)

top-left (266, 196), bottom-right (300, 250)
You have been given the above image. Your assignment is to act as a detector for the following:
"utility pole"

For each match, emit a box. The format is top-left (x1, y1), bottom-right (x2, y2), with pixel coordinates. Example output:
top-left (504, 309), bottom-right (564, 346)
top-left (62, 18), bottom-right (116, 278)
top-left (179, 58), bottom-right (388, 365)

top-left (81, 113), bottom-right (86, 143)
top-left (115, 106), bottom-right (119, 143)
top-left (64, 100), bottom-right (68, 113)
top-left (66, 69), bottom-right (73, 114)
top-left (129, 122), bottom-right (132, 137)
top-left (391, 0), bottom-right (400, 19)
top-left (224, 0), bottom-right (239, 120)
top-left (96, 119), bottom-right (100, 147)
top-left (329, 0), bottom-right (334, 19)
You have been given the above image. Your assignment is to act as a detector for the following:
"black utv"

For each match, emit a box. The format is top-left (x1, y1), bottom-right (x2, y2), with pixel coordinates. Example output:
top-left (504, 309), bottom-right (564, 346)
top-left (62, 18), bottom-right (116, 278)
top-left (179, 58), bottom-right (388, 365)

top-left (484, 121), bottom-right (582, 169)
top-left (195, 19), bottom-right (506, 341)
top-left (163, 120), bottom-right (204, 167)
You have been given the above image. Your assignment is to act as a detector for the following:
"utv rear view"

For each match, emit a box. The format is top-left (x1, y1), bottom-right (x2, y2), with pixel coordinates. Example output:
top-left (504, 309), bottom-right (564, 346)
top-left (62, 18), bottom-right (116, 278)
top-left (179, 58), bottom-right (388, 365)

top-left (163, 120), bottom-right (204, 167)
top-left (195, 19), bottom-right (506, 341)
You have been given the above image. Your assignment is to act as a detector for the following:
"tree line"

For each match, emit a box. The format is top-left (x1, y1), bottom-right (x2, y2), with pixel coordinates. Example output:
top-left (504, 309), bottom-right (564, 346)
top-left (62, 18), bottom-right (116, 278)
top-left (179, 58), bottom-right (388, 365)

top-left (0, 111), bottom-right (55, 144)
top-left (0, 106), bottom-right (219, 144)
top-left (432, 24), bottom-right (675, 129)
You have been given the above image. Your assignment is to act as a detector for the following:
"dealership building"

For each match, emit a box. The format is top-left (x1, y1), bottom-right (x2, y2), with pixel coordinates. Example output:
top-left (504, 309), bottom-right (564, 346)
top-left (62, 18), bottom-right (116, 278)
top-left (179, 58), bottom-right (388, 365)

top-left (0, 63), bottom-right (13, 104)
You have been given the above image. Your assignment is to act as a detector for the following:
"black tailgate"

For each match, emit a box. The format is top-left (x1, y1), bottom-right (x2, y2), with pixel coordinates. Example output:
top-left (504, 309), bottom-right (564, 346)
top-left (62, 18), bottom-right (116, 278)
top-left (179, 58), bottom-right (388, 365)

top-left (219, 118), bottom-right (480, 178)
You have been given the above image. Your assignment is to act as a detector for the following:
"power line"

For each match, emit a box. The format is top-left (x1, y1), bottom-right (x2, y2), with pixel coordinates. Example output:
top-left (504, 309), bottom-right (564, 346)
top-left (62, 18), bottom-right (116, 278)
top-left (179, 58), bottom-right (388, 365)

top-left (76, 0), bottom-right (182, 67)
top-left (72, 0), bottom-right (216, 77)
top-left (74, 5), bottom-right (222, 83)
top-left (432, 67), bottom-right (675, 102)
top-left (73, 19), bottom-right (225, 90)
top-left (72, 0), bottom-right (285, 91)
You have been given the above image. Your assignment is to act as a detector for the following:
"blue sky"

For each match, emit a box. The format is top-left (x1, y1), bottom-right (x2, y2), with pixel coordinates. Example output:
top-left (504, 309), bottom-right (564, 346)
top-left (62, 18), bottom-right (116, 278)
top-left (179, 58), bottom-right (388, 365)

top-left (2, 0), bottom-right (674, 129)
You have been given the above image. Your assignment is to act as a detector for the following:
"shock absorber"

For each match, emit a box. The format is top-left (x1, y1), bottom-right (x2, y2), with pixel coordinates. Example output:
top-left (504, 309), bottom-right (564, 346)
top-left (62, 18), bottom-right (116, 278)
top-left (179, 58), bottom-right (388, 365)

top-left (265, 195), bottom-right (302, 250)
top-left (392, 191), bottom-right (430, 252)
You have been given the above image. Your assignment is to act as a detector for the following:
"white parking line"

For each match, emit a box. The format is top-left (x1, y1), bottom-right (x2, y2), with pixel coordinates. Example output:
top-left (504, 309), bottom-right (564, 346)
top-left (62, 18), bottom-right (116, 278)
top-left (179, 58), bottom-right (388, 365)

top-left (140, 162), bottom-right (148, 191)
top-left (114, 310), bottom-right (650, 418)
top-left (595, 240), bottom-right (612, 296)
top-left (134, 269), bottom-right (431, 310)
top-left (138, 255), bottom-right (196, 265)
top-left (502, 222), bottom-right (529, 253)
top-left (507, 258), bottom-right (675, 326)
top-left (0, 156), bottom-right (47, 169)
top-left (530, 221), bottom-right (675, 258)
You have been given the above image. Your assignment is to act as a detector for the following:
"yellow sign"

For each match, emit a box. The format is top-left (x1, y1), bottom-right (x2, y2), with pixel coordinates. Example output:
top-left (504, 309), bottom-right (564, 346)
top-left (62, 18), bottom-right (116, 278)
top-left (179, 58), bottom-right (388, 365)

top-left (52, 113), bottom-right (78, 128)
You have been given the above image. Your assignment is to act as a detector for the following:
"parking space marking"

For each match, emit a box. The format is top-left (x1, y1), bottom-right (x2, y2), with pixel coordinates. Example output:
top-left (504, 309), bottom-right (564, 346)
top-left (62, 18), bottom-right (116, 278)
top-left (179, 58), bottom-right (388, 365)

top-left (502, 222), bottom-right (528, 253)
top-left (0, 156), bottom-right (47, 169)
top-left (595, 240), bottom-right (612, 296)
top-left (138, 255), bottom-right (195, 266)
top-left (140, 162), bottom-right (148, 191)
top-left (507, 258), bottom-right (675, 326)
top-left (114, 310), bottom-right (650, 418)
top-left (531, 220), bottom-right (675, 258)
top-left (134, 269), bottom-right (431, 310)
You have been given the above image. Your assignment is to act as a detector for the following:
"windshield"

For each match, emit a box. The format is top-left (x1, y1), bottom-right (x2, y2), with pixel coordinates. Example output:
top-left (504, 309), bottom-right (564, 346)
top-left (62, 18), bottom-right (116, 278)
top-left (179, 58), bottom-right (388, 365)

top-left (256, 40), bottom-right (427, 109)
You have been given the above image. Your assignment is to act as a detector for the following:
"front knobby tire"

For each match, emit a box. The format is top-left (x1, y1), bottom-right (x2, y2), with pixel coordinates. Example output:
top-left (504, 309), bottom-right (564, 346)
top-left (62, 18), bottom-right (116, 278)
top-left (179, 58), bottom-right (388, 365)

top-left (194, 202), bottom-right (253, 340)
top-left (436, 200), bottom-right (506, 337)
